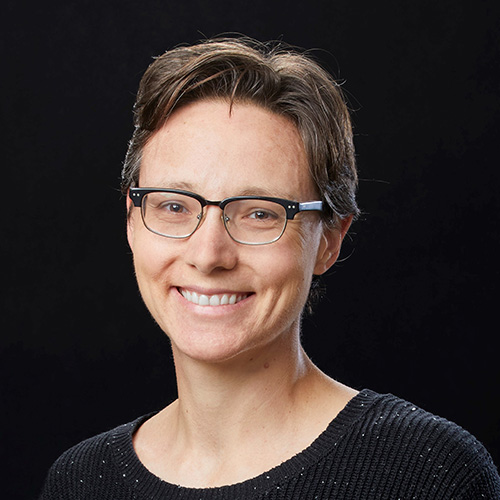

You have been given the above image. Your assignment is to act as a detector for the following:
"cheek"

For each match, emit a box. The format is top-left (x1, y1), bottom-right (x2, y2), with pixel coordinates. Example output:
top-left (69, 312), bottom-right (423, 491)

top-left (258, 228), bottom-right (319, 301)
top-left (254, 250), bottom-right (314, 337)
top-left (285, 221), bottom-right (323, 275)
top-left (132, 233), bottom-right (177, 292)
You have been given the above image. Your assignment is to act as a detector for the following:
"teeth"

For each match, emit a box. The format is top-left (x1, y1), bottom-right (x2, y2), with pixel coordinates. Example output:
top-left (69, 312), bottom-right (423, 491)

top-left (180, 289), bottom-right (247, 307)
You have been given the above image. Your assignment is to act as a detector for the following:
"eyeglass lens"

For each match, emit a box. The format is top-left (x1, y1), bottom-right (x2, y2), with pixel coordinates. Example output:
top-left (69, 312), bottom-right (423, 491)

top-left (141, 192), bottom-right (287, 244)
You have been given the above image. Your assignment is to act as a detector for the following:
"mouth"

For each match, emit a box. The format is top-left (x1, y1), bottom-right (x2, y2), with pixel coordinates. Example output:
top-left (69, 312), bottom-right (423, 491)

top-left (178, 288), bottom-right (250, 307)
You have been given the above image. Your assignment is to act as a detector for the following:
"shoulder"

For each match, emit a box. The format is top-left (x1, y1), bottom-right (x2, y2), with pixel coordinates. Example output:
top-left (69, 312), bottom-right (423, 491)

top-left (347, 390), bottom-right (500, 498)
top-left (361, 390), bottom-right (489, 456)
top-left (48, 418), bottom-right (139, 471)
top-left (39, 415), bottom-right (152, 500)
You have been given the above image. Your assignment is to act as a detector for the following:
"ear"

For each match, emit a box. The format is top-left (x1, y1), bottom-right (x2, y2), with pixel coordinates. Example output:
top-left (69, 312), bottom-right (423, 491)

top-left (126, 190), bottom-right (135, 251)
top-left (313, 215), bottom-right (353, 275)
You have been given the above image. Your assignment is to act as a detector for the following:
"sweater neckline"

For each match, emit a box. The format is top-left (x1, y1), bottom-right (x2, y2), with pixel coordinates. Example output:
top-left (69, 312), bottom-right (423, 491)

top-left (111, 388), bottom-right (378, 499)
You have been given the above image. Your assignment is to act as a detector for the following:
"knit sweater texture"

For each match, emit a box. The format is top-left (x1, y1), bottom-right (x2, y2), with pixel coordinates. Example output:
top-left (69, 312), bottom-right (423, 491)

top-left (40, 389), bottom-right (500, 499)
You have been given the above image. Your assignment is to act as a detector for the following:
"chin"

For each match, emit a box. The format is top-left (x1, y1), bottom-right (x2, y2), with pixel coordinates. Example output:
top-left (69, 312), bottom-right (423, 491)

top-left (168, 325), bottom-right (277, 366)
top-left (171, 342), bottom-right (253, 365)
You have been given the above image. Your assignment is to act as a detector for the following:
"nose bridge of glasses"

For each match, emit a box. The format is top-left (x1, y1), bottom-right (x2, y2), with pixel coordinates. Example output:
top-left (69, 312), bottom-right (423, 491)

top-left (203, 199), bottom-right (227, 210)
top-left (197, 200), bottom-right (229, 228)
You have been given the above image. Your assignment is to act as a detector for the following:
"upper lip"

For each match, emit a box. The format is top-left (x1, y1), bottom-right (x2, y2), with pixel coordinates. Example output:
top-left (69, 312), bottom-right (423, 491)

top-left (177, 286), bottom-right (252, 296)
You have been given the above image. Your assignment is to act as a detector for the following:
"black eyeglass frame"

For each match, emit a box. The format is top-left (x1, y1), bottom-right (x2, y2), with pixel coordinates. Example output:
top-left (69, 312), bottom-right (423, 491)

top-left (128, 187), bottom-right (324, 244)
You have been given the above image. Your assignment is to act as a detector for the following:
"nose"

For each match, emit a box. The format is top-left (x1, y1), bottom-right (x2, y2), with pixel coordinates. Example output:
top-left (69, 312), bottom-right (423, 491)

top-left (184, 206), bottom-right (238, 274)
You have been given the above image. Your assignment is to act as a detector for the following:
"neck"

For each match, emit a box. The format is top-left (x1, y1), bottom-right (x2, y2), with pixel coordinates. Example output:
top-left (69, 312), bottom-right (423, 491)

top-left (171, 328), bottom-right (313, 446)
top-left (134, 326), bottom-right (357, 487)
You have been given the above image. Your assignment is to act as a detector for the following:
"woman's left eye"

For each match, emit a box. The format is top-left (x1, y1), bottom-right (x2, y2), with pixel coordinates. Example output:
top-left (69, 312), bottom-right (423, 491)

top-left (247, 209), bottom-right (279, 221)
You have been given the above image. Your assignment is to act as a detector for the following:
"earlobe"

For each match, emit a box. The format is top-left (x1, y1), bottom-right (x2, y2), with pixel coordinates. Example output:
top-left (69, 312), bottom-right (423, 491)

top-left (313, 216), bottom-right (353, 275)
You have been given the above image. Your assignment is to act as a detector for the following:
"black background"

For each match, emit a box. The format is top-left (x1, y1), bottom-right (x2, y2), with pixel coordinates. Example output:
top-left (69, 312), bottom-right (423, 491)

top-left (2, 1), bottom-right (499, 498)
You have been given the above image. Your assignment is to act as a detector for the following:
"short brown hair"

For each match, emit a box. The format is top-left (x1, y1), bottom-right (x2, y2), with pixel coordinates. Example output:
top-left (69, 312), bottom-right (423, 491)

top-left (121, 37), bottom-right (359, 225)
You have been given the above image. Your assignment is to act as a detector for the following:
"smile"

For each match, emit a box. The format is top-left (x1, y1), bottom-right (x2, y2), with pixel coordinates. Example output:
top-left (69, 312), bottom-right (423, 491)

top-left (179, 288), bottom-right (249, 307)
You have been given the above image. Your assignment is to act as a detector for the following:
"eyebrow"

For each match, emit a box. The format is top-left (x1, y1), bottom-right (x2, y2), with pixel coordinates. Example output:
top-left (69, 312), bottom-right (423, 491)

top-left (162, 181), bottom-right (197, 192)
top-left (237, 187), bottom-right (289, 198)
top-left (145, 181), bottom-right (296, 200)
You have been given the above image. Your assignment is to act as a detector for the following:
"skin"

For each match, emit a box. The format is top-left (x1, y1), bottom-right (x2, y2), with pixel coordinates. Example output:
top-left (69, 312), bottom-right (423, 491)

top-left (127, 99), bottom-right (356, 487)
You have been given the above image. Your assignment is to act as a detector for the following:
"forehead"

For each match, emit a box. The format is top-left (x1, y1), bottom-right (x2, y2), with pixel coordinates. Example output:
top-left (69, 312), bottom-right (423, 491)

top-left (140, 100), bottom-right (317, 200)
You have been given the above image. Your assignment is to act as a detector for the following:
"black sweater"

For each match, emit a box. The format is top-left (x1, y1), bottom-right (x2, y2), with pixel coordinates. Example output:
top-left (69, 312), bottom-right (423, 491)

top-left (40, 389), bottom-right (500, 499)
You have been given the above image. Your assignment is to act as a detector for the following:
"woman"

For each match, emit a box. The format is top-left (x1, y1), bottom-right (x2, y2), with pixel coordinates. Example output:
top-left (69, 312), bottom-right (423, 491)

top-left (40, 37), bottom-right (500, 499)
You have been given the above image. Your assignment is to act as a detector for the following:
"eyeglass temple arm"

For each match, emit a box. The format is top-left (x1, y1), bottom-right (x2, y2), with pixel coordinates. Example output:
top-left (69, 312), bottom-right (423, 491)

top-left (286, 201), bottom-right (323, 219)
top-left (298, 201), bottom-right (323, 212)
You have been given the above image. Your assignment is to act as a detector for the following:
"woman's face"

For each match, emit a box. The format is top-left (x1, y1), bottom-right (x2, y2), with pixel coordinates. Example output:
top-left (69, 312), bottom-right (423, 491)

top-left (127, 100), bottom-right (346, 364)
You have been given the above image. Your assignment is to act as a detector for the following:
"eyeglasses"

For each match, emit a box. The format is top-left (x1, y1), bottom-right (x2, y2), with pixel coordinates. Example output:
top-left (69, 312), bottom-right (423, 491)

top-left (129, 188), bottom-right (323, 245)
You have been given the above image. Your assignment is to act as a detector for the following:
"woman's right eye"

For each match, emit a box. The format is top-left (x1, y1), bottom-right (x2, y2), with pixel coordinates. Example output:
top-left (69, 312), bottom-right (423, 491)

top-left (160, 202), bottom-right (189, 214)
